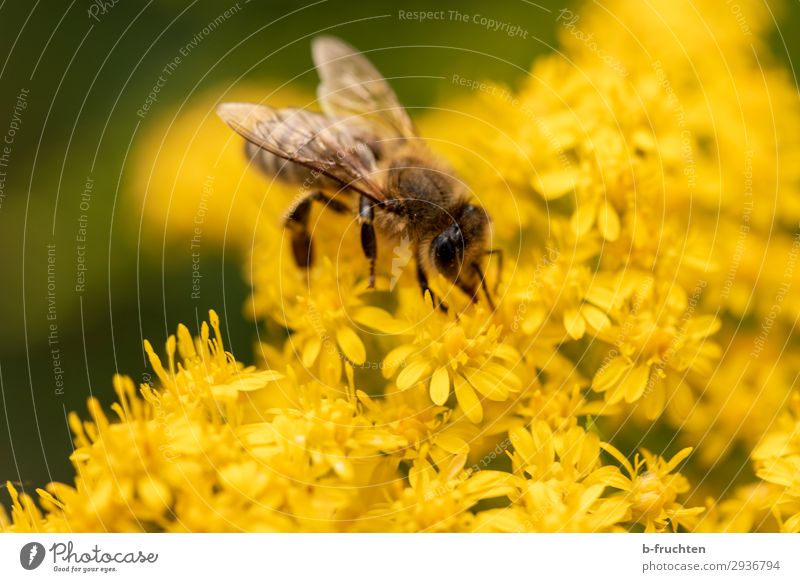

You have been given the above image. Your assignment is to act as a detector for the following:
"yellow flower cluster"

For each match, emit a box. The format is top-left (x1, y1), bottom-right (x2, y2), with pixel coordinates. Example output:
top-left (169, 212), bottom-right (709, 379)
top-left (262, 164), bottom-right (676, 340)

top-left (750, 394), bottom-right (800, 532)
top-left (1, 309), bottom-right (701, 532)
top-left (4, 0), bottom-right (800, 532)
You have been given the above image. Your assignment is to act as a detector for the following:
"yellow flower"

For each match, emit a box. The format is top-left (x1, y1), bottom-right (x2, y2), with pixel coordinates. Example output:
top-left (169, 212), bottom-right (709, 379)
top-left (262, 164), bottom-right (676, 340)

top-left (695, 483), bottom-right (778, 533)
top-left (591, 281), bottom-right (721, 419)
top-left (1, 482), bottom-right (51, 532)
top-left (130, 83), bottom-right (311, 253)
top-left (360, 453), bottom-right (516, 532)
top-left (259, 257), bottom-right (400, 386)
top-left (0, 313), bottom-right (411, 532)
top-left (383, 290), bottom-right (521, 423)
top-left (603, 445), bottom-right (703, 532)
top-left (678, 336), bottom-right (794, 467)
top-left (473, 422), bottom-right (629, 532)
top-left (499, 239), bottom-right (613, 342)
top-left (751, 393), bottom-right (800, 532)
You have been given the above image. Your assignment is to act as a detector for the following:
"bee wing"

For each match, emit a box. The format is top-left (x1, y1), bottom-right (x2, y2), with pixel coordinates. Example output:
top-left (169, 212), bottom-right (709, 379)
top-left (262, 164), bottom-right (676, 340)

top-left (217, 102), bottom-right (388, 203)
top-left (312, 35), bottom-right (416, 140)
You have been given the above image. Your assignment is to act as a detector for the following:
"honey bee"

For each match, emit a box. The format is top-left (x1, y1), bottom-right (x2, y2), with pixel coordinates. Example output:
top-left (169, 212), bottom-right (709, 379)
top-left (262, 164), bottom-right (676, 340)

top-left (217, 36), bottom-right (499, 310)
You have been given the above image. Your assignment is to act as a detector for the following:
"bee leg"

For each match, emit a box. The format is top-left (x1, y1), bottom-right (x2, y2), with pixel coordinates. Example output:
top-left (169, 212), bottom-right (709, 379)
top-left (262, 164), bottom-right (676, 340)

top-left (416, 260), bottom-right (448, 313)
top-left (359, 195), bottom-right (377, 288)
top-left (285, 196), bottom-right (314, 268)
top-left (284, 191), bottom-right (349, 268)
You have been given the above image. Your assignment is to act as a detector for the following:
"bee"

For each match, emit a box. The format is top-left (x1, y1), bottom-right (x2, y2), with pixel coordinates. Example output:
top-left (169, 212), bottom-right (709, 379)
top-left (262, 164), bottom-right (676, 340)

top-left (217, 36), bottom-right (499, 310)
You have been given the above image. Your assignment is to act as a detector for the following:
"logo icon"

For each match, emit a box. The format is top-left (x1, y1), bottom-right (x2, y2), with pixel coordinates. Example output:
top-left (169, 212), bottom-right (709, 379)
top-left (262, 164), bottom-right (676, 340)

top-left (20, 542), bottom-right (46, 570)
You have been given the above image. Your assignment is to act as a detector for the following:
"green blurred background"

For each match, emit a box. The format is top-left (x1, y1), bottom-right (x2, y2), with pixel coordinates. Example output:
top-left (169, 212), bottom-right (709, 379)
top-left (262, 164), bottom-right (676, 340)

top-left (0, 0), bottom-right (797, 500)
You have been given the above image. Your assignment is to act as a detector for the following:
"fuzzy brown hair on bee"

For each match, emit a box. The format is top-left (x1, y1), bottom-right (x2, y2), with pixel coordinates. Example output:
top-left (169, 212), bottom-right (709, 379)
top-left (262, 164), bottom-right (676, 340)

top-left (217, 35), bottom-right (498, 311)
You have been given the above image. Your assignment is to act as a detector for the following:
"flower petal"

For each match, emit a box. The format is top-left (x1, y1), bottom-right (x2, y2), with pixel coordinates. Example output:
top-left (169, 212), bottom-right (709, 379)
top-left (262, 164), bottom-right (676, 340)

top-left (319, 343), bottom-right (342, 385)
top-left (624, 364), bottom-right (651, 403)
top-left (494, 343), bottom-right (520, 362)
top-left (563, 308), bottom-right (586, 340)
top-left (223, 370), bottom-right (284, 392)
top-left (301, 336), bottom-right (322, 368)
top-left (383, 344), bottom-right (417, 379)
top-left (592, 356), bottom-right (631, 393)
top-left (570, 203), bottom-right (596, 236)
top-left (685, 315), bottom-right (721, 339)
top-left (435, 433), bottom-right (469, 455)
top-left (429, 367), bottom-right (451, 405)
top-left (336, 326), bottom-right (366, 365)
top-left (585, 285), bottom-right (617, 311)
top-left (455, 374), bottom-right (483, 423)
top-left (351, 306), bottom-right (403, 334)
top-left (642, 383), bottom-right (666, 420)
top-left (531, 169), bottom-right (580, 200)
top-left (466, 369), bottom-right (508, 401)
top-left (581, 304), bottom-right (611, 332)
top-left (597, 201), bottom-right (620, 241)
top-left (396, 360), bottom-right (431, 391)
top-left (408, 458), bottom-right (436, 492)
top-left (482, 361), bottom-right (523, 391)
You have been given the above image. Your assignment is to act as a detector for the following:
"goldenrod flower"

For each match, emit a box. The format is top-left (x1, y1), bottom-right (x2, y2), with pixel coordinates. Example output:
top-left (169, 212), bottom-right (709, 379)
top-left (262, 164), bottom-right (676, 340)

top-left (473, 422), bottom-right (629, 532)
top-left (383, 291), bottom-right (521, 423)
top-left (360, 453), bottom-right (516, 532)
top-left (751, 393), bottom-right (800, 532)
top-left (695, 483), bottom-right (778, 533)
top-left (603, 445), bottom-right (704, 532)
top-left (258, 257), bottom-right (399, 386)
top-left (591, 282), bottom-right (721, 419)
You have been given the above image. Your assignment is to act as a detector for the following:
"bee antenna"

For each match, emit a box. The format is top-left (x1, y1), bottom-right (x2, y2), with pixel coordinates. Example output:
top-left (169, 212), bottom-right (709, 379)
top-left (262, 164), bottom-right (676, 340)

top-left (472, 263), bottom-right (496, 311)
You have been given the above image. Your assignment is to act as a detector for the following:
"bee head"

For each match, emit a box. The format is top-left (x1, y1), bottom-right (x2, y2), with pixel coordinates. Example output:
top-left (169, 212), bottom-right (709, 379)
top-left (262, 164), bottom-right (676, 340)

top-left (430, 204), bottom-right (495, 307)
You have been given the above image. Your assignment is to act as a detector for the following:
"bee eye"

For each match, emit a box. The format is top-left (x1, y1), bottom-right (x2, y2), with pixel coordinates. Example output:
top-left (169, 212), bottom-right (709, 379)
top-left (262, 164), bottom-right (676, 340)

top-left (435, 237), bottom-right (456, 264)
top-left (432, 227), bottom-right (462, 277)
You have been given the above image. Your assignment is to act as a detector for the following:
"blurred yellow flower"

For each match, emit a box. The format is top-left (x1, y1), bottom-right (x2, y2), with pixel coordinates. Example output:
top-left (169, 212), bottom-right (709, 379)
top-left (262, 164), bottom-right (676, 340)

top-left (751, 394), bottom-right (800, 532)
top-left (130, 83), bottom-right (312, 254)
top-left (603, 445), bottom-right (704, 532)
